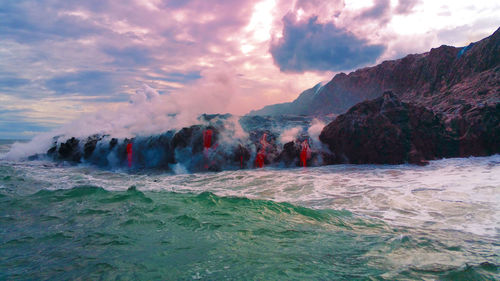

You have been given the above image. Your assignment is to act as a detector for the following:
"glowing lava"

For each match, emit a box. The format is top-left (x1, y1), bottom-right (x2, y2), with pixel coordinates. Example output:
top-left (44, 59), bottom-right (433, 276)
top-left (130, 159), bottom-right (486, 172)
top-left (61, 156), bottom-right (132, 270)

top-left (203, 129), bottom-right (213, 149)
top-left (255, 133), bottom-right (269, 168)
top-left (203, 129), bottom-right (214, 169)
top-left (126, 143), bottom-right (133, 168)
top-left (300, 140), bottom-right (310, 167)
top-left (256, 151), bottom-right (265, 168)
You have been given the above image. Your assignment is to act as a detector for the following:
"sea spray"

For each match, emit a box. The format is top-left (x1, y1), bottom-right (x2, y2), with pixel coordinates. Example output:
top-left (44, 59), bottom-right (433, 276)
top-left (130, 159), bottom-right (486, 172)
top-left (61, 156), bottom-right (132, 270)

top-left (12, 116), bottom-right (333, 172)
top-left (4, 85), bottom-right (335, 172)
top-left (3, 83), bottom-right (232, 161)
top-left (280, 127), bottom-right (301, 143)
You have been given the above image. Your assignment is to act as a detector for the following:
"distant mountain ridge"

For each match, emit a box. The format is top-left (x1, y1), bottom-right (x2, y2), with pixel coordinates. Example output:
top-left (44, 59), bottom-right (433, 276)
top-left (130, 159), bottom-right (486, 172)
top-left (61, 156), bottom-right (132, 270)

top-left (249, 27), bottom-right (499, 116)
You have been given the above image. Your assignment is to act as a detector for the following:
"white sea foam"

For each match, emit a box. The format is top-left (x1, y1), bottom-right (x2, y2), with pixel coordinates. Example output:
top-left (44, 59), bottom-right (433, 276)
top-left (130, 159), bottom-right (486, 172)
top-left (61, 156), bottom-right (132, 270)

top-left (1, 154), bottom-right (499, 237)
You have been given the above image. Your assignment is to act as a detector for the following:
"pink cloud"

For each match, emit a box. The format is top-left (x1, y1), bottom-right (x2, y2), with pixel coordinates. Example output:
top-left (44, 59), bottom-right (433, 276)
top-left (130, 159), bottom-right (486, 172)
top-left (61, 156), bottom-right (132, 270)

top-left (0, 0), bottom-right (499, 138)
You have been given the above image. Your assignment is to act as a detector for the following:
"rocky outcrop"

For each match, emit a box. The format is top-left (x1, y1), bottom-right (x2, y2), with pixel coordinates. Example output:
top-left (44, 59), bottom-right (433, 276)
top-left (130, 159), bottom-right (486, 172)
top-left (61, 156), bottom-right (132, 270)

top-left (319, 91), bottom-right (499, 165)
top-left (48, 137), bottom-right (81, 162)
top-left (250, 27), bottom-right (499, 117)
top-left (253, 28), bottom-right (500, 165)
top-left (444, 103), bottom-right (500, 157)
top-left (42, 115), bottom-right (330, 172)
top-left (279, 141), bottom-right (302, 166)
top-left (32, 28), bottom-right (500, 169)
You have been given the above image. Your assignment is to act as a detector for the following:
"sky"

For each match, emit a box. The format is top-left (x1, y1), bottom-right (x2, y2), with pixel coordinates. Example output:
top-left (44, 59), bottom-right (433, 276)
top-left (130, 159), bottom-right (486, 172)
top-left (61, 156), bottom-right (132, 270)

top-left (0, 0), bottom-right (499, 139)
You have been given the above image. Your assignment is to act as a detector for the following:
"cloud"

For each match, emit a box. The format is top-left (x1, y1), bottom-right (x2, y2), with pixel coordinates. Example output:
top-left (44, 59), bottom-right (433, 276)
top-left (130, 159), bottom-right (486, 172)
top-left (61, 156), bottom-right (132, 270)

top-left (395, 0), bottom-right (421, 14)
top-left (357, 0), bottom-right (391, 20)
top-left (45, 71), bottom-right (119, 95)
top-left (270, 14), bottom-right (386, 72)
top-left (161, 0), bottom-right (192, 9)
top-left (0, 1), bottom-right (104, 43)
top-left (291, 0), bottom-right (344, 19)
top-left (0, 108), bottom-right (56, 139)
top-left (436, 19), bottom-right (500, 46)
top-left (0, 77), bottom-right (30, 89)
top-left (1, 0), bottom-right (499, 140)
top-left (102, 46), bottom-right (153, 67)
top-left (146, 71), bottom-right (202, 83)
top-left (0, 120), bottom-right (53, 139)
top-left (82, 94), bottom-right (131, 103)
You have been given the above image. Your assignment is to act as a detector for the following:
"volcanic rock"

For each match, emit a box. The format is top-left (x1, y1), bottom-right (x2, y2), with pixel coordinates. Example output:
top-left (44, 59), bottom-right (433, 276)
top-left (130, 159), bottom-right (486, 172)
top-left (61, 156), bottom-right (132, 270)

top-left (83, 135), bottom-right (103, 159)
top-left (251, 131), bottom-right (280, 165)
top-left (234, 144), bottom-right (251, 168)
top-left (444, 103), bottom-right (500, 157)
top-left (171, 125), bottom-right (219, 154)
top-left (131, 132), bottom-right (176, 168)
top-left (250, 27), bottom-right (499, 117)
top-left (319, 91), bottom-right (453, 165)
top-left (57, 137), bottom-right (82, 162)
top-left (279, 141), bottom-right (301, 166)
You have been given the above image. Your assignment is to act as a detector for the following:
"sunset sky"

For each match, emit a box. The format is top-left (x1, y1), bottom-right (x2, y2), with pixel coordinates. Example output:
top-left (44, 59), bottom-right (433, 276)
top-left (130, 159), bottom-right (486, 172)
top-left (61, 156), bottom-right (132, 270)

top-left (0, 0), bottom-right (499, 139)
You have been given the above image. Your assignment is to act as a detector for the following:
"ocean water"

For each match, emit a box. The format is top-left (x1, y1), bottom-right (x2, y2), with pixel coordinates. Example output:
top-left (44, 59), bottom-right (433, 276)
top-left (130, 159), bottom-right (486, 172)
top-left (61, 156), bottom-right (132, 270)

top-left (0, 140), bottom-right (498, 280)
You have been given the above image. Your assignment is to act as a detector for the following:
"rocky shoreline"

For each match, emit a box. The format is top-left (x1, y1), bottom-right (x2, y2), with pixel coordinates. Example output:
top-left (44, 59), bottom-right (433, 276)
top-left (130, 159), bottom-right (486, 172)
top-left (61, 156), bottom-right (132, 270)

top-left (39, 115), bottom-right (329, 172)
top-left (27, 27), bottom-right (500, 171)
top-left (320, 91), bottom-right (499, 165)
top-left (37, 90), bottom-right (498, 171)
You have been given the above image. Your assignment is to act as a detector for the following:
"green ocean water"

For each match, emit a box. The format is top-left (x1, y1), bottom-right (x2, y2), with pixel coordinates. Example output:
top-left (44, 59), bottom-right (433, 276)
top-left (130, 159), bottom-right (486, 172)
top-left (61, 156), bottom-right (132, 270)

top-left (0, 141), bottom-right (499, 280)
top-left (1, 185), bottom-right (496, 280)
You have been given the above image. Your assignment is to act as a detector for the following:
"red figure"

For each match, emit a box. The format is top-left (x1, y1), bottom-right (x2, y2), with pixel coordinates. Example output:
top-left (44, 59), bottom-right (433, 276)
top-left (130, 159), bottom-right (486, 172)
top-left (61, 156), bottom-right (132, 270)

top-left (126, 143), bottom-right (133, 168)
top-left (300, 140), bottom-right (310, 167)
top-left (203, 129), bottom-right (213, 149)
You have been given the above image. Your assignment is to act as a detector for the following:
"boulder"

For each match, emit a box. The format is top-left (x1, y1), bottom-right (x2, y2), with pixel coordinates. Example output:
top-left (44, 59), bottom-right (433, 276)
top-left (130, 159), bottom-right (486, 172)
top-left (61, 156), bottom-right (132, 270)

top-left (234, 144), bottom-right (251, 168)
top-left (445, 103), bottom-right (500, 157)
top-left (83, 135), bottom-right (103, 159)
top-left (319, 91), bottom-right (452, 165)
top-left (171, 125), bottom-right (219, 154)
top-left (279, 141), bottom-right (301, 166)
top-left (57, 137), bottom-right (82, 162)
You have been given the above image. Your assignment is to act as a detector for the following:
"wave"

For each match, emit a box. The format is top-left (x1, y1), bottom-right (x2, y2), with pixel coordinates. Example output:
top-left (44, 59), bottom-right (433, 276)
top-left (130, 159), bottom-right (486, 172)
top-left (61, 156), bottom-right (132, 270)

top-left (1, 184), bottom-right (498, 280)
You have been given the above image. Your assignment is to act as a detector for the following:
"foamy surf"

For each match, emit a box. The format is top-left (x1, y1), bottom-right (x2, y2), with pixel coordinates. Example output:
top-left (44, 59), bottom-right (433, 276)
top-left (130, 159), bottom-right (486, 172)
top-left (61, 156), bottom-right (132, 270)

top-left (2, 151), bottom-right (499, 237)
top-left (1, 151), bottom-right (499, 279)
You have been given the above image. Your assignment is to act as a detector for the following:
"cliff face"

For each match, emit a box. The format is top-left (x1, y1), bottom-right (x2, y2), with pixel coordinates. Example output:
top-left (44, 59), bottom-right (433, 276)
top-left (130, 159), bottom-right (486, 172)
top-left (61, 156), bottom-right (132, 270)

top-left (250, 27), bottom-right (500, 116)
top-left (319, 91), bottom-right (499, 165)
top-left (315, 27), bottom-right (499, 165)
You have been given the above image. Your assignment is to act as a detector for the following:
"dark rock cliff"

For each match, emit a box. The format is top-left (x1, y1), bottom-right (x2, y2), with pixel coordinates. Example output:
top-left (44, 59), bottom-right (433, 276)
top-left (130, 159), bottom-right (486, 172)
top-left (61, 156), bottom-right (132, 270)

top-left (250, 27), bottom-right (499, 116)
top-left (34, 28), bottom-right (500, 169)
top-left (319, 91), bottom-right (499, 165)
